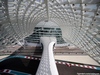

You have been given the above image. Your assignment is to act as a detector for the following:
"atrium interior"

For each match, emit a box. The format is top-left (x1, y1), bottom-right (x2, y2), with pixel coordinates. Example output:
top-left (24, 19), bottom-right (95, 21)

top-left (0, 0), bottom-right (100, 75)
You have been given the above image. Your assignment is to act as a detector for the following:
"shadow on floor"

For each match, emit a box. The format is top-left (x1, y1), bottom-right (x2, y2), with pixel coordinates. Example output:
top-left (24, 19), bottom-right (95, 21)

top-left (0, 58), bottom-right (40, 75)
top-left (10, 45), bottom-right (43, 56)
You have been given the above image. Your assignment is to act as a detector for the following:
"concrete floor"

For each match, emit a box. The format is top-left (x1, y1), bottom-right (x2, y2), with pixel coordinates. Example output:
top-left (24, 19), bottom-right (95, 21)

top-left (0, 45), bottom-right (99, 66)
top-left (55, 55), bottom-right (100, 66)
top-left (0, 55), bottom-right (9, 59)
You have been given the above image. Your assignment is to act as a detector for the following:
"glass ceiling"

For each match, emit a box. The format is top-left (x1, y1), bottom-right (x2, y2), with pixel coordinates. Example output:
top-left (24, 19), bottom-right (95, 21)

top-left (0, 0), bottom-right (100, 63)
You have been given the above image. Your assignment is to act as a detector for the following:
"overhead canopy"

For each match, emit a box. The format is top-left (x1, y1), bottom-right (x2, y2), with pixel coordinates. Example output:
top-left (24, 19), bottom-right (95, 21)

top-left (0, 0), bottom-right (100, 63)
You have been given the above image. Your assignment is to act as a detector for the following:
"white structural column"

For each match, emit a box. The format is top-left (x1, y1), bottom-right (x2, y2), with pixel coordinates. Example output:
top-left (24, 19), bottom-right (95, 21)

top-left (36, 37), bottom-right (58, 75)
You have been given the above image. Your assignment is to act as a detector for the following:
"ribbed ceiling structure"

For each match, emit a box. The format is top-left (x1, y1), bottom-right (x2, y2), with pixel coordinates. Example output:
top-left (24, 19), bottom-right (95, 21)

top-left (0, 0), bottom-right (100, 64)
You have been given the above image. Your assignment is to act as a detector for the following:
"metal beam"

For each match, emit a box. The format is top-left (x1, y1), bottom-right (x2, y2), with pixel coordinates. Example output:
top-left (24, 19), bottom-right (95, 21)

top-left (44, 0), bottom-right (50, 21)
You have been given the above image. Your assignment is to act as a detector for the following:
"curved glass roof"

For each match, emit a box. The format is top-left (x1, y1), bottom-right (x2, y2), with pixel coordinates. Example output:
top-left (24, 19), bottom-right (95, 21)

top-left (0, 0), bottom-right (100, 63)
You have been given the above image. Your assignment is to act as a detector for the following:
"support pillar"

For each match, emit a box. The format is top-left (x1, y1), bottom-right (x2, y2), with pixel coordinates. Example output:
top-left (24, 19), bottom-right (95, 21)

top-left (36, 37), bottom-right (58, 75)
